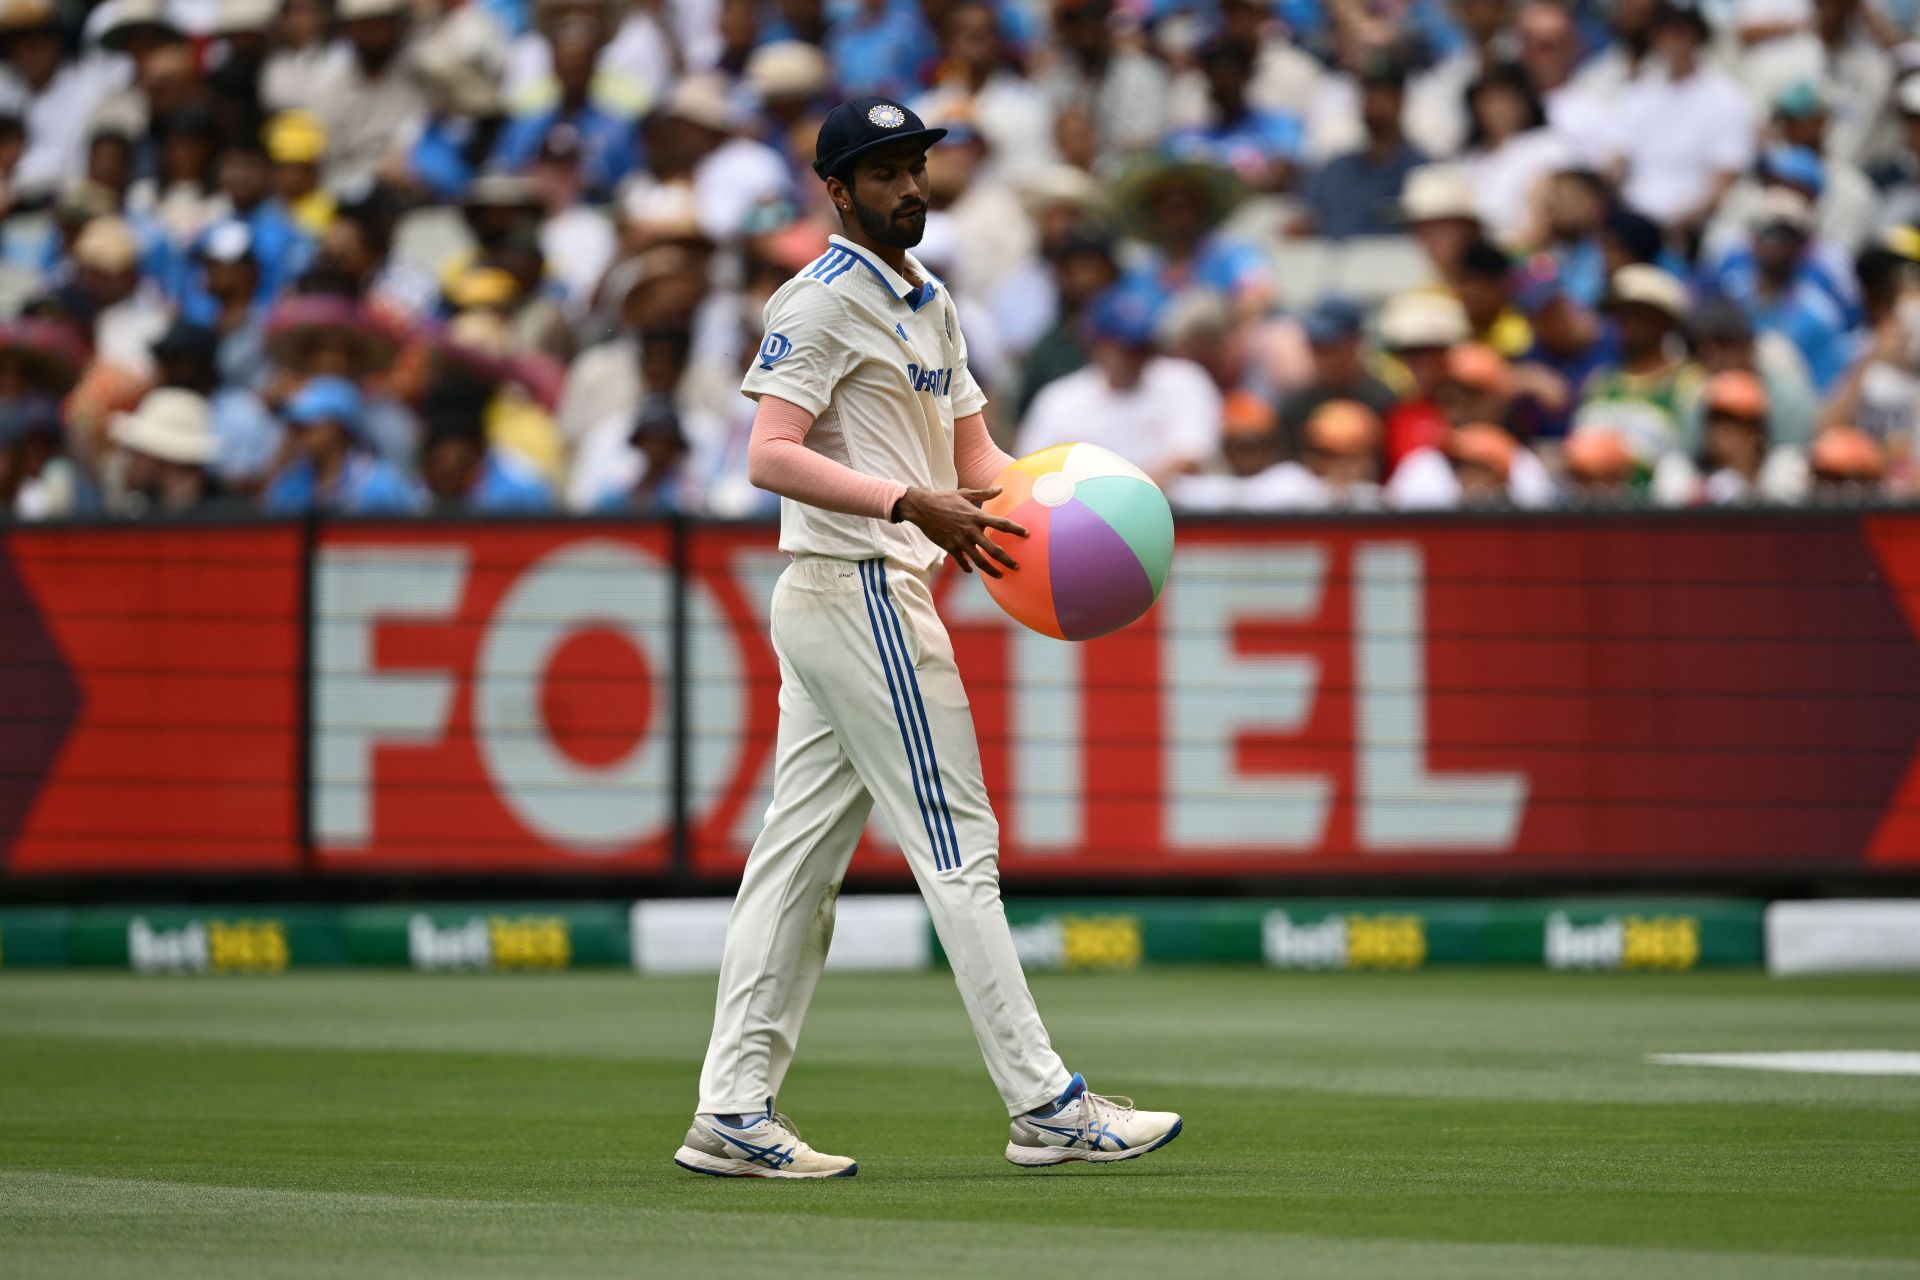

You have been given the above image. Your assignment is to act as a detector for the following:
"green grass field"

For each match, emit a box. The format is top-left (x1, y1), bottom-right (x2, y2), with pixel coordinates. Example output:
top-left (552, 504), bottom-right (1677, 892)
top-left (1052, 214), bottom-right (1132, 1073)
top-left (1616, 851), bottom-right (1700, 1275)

top-left (3, 969), bottom-right (1919, 1279)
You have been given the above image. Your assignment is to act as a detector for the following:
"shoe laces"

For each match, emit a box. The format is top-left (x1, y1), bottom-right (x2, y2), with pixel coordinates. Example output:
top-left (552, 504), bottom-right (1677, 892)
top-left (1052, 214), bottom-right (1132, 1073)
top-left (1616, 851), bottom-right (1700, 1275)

top-left (1074, 1089), bottom-right (1134, 1141)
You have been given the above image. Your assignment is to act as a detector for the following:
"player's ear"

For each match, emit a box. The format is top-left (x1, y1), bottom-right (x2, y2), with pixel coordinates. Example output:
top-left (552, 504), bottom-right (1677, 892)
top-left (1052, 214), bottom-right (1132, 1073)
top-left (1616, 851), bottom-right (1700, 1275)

top-left (825, 174), bottom-right (850, 220)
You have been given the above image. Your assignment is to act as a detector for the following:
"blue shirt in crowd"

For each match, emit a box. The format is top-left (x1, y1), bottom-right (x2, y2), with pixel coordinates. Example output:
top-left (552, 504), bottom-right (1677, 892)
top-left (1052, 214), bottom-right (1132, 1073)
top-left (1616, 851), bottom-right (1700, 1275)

top-left (490, 105), bottom-right (638, 200)
top-left (264, 454), bottom-right (423, 515)
top-left (1303, 144), bottom-right (1427, 239)
top-left (827, 4), bottom-right (936, 100)
top-left (1166, 110), bottom-right (1305, 180)
top-left (465, 451), bottom-right (555, 513)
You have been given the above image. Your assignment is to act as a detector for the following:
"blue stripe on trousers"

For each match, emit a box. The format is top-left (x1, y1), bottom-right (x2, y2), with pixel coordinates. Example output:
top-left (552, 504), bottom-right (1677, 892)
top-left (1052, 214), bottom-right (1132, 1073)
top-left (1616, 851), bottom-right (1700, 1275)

top-left (857, 560), bottom-right (950, 871)
top-left (871, 562), bottom-right (962, 872)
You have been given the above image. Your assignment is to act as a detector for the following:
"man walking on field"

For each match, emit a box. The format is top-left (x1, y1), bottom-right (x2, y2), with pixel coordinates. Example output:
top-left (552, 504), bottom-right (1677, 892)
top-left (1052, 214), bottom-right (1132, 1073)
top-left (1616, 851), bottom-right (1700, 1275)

top-left (674, 98), bottom-right (1183, 1179)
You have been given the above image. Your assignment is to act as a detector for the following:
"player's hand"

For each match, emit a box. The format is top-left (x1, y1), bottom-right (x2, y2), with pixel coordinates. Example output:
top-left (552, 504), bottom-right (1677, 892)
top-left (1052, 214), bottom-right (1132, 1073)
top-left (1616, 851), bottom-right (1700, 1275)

top-left (897, 486), bottom-right (1028, 578)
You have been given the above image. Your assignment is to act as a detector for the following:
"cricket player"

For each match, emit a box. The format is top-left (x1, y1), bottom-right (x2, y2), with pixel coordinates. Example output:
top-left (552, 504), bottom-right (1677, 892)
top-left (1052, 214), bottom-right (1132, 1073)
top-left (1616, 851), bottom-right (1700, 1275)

top-left (673, 98), bottom-right (1183, 1179)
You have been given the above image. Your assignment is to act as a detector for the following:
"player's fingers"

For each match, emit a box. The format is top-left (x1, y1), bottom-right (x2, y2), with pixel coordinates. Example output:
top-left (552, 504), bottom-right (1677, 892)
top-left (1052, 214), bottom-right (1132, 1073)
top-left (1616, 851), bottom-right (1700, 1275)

top-left (946, 536), bottom-right (974, 572)
top-left (977, 532), bottom-right (1019, 571)
top-left (969, 543), bottom-right (1006, 578)
top-left (980, 513), bottom-right (1028, 538)
top-left (960, 486), bottom-right (1000, 507)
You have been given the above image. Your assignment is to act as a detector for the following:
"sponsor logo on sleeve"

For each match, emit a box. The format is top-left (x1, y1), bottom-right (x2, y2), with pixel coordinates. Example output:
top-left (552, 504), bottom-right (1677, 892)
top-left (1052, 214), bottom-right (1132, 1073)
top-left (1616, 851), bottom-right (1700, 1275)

top-left (757, 332), bottom-right (793, 370)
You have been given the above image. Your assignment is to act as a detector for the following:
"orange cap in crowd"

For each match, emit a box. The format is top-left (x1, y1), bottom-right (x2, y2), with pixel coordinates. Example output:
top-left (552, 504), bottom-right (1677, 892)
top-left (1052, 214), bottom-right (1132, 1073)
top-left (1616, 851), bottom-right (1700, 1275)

top-left (1562, 429), bottom-right (1637, 483)
top-left (1446, 422), bottom-right (1516, 481)
top-left (1704, 370), bottom-right (1768, 422)
top-left (1305, 399), bottom-right (1381, 455)
top-left (1221, 389), bottom-right (1278, 438)
top-left (1809, 426), bottom-right (1886, 481)
top-left (1446, 343), bottom-right (1512, 396)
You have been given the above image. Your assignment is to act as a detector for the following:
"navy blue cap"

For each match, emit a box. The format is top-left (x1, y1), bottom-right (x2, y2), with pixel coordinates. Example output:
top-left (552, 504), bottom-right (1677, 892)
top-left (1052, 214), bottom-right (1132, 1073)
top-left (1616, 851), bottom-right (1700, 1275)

top-left (812, 97), bottom-right (948, 181)
top-left (1084, 286), bottom-right (1160, 346)
top-left (1303, 296), bottom-right (1364, 344)
top-left (0, 395), bottom-right (62, 446)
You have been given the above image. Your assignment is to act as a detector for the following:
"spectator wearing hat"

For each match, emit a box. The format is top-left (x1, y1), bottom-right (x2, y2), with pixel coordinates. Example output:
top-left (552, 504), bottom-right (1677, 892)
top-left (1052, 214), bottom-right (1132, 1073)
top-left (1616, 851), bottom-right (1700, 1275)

top-left (1460, 63), bottom-right (1572, 246)
top-left (1807, 423), bottom-right (1889, 500)
top-left (0, 393), bottom-right (85, 518)
top-left (106, 387), bottom-right (235, 515)
top-left (205, 0), bottom-right (278, 124)
top-left (1756, 86), bottom-right (1877, 251)
top-left (1299, 53), bottom-right (1427, 241)
top-left (1510, 258), bottom-right (1616, 438)
top-left (1560, 395), bottom-right (1698, 505)
top-left (88, 0), bottom-right (192, 149)
top-left (316, 0), bottom-right (430, 195)
top-left (1399, 164), bottom-right (1484, 292)
top-left (1387, 419), bottom-right (1556, 509)
top-left (262, 294), bottom-right (416, 465)
top-left (1684, 296), bottom-right (1818, 451)
top-left (66, 214), bottom-right (168, 377)
top-left (0, 0), bottom-right (127, 196)
top-left (1582, 264), bottom-right (1704, 437)
top-left (1377, 290), bottom-right (1470, 469)
top-left (1697, 369), bottom-right (1810, 503)
top-left (746, 40), bottom-right (831, 164)
top-left (182, 219), bottom-right (269, 389)
top-left (490, 15), bottom-right (637, 202)
top-left (263, 374), bottom-right (422, 514)
top-left (1168, 390), bottom-right (1354, 511)
top-left (1113, 155), bottom-right (1270, 318)
top-left (1278, 296), bottom-right (1398, 452)
top-left (1018, 285), bottom-right (1222, 484)
top-left (265, 111), bottom-right (336, 238)
top-left (261, 0), bottom-right (355, 117)
top-left (1436, 342), bottom-right (1518, 434)
top-left (624, 75), bottom-right (788, 247)
top-left (150, 320), bottom-right (283, 490)
top-left (399, 4), bottom-right (511, 202)
top-left (1294, 399), bottom-right (1387, 510)
top-left (1616, 1), bottom-right (1758, 235)
top-left (590, 391), bottom-right (698, 514)
top-left (828, 0), bottom-right (936, 103)
top-left (418, 380), bottom-right (556, 514)
top-left (1163, 36), bottom-right (1302, 194)
top-left (1704, 146), bottom-right (1863, 299)
top-left (1701, 188), bottom-right (1858, 389)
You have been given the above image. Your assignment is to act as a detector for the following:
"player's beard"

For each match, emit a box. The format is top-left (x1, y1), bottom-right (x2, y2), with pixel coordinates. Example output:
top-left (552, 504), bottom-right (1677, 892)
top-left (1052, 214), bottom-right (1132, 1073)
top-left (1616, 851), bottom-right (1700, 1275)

top-left (852, 192), bottom-right (927, 249)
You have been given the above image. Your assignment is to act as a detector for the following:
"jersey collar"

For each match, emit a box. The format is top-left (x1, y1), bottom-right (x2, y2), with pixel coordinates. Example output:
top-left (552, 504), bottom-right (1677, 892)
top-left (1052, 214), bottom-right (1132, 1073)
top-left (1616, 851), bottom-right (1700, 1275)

top-left (827, 234), bottom-right (942, 312)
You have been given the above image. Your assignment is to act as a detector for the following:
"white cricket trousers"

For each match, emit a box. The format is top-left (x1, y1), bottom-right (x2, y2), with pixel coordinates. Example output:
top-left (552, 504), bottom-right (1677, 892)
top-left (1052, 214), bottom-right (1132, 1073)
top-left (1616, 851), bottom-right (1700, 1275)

top-left (696, 554), bottom-right (1070, 1117)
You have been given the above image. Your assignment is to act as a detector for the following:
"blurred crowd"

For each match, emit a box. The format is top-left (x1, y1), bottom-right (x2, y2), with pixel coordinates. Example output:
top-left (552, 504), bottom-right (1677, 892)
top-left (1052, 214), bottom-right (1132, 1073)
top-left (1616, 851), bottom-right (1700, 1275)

top-left (6, 0), bottom-right (1920, 517)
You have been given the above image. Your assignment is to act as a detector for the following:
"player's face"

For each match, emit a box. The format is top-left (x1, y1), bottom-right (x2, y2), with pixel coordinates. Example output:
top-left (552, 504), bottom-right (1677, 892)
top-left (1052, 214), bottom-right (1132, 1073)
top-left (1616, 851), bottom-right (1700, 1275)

top-left (842, 143), bottom-right (931, 248)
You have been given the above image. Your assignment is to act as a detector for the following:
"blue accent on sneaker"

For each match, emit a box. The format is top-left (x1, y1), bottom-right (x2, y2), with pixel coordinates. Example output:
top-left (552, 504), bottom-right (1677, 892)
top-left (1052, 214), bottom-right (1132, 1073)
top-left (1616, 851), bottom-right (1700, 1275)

top-left (1029, 1073), bottom-right (1086, 1118)
top-left (713, 1114), bottom-right (747, 1127)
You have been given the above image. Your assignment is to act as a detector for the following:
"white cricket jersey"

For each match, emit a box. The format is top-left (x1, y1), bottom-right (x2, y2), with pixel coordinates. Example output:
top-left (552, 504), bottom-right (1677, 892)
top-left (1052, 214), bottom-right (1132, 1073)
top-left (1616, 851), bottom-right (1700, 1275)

top-left (740, 233), bottom-right (988, 574)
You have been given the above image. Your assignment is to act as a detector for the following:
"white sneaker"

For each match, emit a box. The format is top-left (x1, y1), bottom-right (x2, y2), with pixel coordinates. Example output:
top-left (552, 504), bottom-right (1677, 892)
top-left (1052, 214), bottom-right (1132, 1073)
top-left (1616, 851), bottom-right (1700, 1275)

top-left (1006, 1073), bottom-right (1183, 1166)
top-left (673, 1103), bottom-right (858, 1179)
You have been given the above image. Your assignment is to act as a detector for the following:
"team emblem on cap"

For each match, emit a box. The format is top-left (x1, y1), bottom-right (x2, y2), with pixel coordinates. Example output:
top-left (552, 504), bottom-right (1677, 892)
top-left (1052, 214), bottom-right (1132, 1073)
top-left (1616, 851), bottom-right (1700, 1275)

top-left (868, 103), bottom-right (906, 128)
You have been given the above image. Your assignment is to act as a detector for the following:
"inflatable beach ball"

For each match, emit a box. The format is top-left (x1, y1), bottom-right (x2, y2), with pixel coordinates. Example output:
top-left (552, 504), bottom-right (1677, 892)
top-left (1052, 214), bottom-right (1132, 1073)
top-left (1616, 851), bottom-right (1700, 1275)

top-left (982, 443), bottom-right (1174, 641)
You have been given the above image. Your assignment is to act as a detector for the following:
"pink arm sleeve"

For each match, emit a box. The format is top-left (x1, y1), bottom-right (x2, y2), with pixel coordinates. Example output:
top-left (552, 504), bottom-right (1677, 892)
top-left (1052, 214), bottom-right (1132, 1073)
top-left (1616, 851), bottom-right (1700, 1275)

top-left (747, 394), bottom-right (906, 519)
top-left (954, 411), bottom-right (1014, 489)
